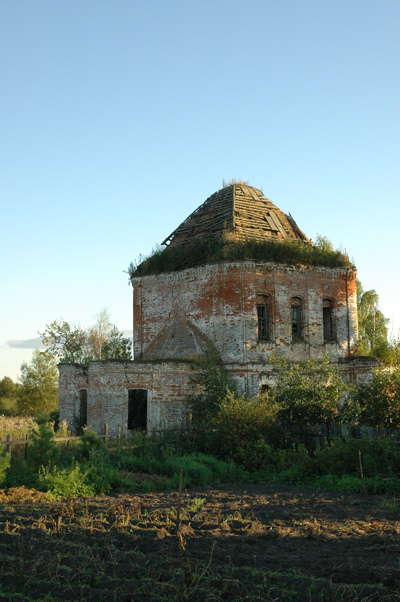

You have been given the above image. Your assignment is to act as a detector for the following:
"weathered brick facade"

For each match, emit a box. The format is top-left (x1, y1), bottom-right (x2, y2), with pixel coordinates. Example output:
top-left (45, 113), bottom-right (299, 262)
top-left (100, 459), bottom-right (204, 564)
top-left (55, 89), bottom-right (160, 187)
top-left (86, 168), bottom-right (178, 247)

top-left (58, 183), bottom-right (375, 435)
top-left (133, 262), bottom-right (358, 363)
top-left (58, 360), bottom-right (197, 435)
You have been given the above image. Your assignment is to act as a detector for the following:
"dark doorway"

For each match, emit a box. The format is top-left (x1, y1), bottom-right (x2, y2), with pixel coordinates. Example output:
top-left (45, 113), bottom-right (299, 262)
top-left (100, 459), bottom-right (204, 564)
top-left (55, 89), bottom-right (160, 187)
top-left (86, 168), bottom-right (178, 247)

top-left (78, 389), bottom-right (87, 430)
top-left (128, 389), bottom-right (148, 431)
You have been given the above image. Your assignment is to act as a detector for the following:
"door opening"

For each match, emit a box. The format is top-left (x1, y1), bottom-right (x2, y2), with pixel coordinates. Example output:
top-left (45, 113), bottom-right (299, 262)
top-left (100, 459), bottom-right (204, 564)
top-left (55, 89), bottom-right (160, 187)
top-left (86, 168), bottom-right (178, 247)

top-left (78, 389), bottom-right (87, 431)
top-left (128, 389), bottom-right (148, 431)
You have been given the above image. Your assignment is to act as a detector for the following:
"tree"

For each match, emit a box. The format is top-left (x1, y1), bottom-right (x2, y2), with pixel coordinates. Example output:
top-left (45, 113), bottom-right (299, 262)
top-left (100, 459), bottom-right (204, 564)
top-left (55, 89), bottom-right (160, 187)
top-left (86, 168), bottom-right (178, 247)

top-left (273, 355), bottom-right (350, 427)
top-left (28, 411), bottom-right (60, 470)
top-left (101, 326), bottom-right (132, 360)
top-left (357, 280), bottom-right (389, 359)
top-left (0, 377), bottom-right (20, 415)
top-left (87, 308), bottom-right (113, 360)
top-left (314, 234), bottom-right (334, 252)
top-left (40, 308), bottom-right (132, 365)
top-left (190, 343), bottom-right (236, 425)
top-left (17, 350), bottom-right (59, 415)
top-left (40, 320), bottom-right (88, 364)
top-left (87, 309), bottom-right (131, 360)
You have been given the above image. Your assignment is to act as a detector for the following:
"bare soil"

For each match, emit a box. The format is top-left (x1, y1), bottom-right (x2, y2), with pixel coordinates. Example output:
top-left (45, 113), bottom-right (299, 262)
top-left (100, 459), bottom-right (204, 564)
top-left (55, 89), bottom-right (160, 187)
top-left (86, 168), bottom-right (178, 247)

top-left (0, 484), bottom-right (399, 601)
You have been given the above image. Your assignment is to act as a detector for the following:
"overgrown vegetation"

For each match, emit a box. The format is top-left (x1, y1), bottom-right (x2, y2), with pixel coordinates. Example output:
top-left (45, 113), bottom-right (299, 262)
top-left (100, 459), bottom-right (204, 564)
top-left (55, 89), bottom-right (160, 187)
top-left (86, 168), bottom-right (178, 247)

top-left (273, 354), bottom-right (350, 427)
top-left (190, 343), bottom-right (236, 425)
top-left (349, 367), bottom-right (400, 428)
top-left (128, 234), bottom-right (354, 278)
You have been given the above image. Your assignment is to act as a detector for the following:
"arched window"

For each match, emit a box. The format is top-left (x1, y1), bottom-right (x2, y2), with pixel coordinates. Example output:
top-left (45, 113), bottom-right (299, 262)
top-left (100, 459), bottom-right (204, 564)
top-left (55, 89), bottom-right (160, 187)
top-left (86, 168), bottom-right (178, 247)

top-left (257, 295), bottom-right (270, 341)
top-left (291, 297), bottom-right (303, 342)
top-left (323, 299), bottom-right (335, 342)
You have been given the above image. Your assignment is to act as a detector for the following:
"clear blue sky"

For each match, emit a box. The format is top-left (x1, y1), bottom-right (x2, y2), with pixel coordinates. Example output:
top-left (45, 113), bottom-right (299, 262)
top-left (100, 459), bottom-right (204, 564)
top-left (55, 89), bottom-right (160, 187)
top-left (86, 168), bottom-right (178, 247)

top-left (1, 0), bottom-right (399, 380)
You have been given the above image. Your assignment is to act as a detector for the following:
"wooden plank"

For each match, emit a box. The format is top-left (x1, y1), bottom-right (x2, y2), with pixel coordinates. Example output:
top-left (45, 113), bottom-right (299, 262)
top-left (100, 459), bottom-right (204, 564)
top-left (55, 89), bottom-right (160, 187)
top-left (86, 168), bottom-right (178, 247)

top-left (268, 210), bottom-right (288, 238)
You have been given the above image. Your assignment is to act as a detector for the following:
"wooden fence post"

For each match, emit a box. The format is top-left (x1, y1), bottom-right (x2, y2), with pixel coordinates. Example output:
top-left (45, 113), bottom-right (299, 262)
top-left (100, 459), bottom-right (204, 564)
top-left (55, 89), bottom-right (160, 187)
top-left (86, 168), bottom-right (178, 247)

top-left (104, 423), bottom-right (108, 445)
top-left (6, 435), bottom-right (11, 461)
top-left (176, 469), bottom-right (184, 530)
top-left (358, 449), bottom-right (365, 493)
top-left (24, 434), bottom-right (29, 460)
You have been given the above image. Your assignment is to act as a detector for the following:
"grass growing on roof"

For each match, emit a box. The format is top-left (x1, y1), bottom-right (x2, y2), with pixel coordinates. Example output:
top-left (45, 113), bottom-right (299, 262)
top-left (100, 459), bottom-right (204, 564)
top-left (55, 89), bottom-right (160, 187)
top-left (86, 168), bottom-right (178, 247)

top-left (128, 236), bottom-right (354, 278)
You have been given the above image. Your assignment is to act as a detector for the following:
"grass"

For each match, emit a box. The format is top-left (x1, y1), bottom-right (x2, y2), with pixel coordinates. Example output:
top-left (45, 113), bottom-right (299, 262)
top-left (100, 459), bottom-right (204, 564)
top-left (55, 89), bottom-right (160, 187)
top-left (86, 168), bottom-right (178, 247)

top-left (0, 415), bottom-right (36, 441)
top-left (128, 235), bottom-right (354, 278)
top-left (0, 415), bottom-right (68, 442)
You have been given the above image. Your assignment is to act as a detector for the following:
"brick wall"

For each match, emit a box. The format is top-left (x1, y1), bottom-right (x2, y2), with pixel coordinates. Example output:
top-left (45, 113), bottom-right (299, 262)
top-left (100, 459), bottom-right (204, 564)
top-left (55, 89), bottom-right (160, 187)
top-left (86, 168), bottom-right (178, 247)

top-left (132, 261), bottom-right (358, 363)
top-left (58, 360), bottom-right (196, 436)
top-left (59, 261), bottom-right (362, 435)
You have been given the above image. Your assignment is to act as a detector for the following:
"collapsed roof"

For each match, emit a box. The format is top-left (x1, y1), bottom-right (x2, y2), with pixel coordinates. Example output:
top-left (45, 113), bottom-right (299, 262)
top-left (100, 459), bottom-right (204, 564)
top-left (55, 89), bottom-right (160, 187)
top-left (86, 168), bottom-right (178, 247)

top-left (162, 183), bottom-right (310, 247)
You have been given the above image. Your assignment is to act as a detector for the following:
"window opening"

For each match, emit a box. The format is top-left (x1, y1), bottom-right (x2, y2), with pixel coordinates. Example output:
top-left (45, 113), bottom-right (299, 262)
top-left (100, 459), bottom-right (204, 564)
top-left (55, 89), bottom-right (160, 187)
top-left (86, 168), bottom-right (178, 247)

top-left (323, 299), bottom-right (335, 342)
top-left (257, 302), bottom-right (268, 341)
top-left (128, 389), bottom-right (148, 431)
top-left (291, 297), bottom-right (302, 342)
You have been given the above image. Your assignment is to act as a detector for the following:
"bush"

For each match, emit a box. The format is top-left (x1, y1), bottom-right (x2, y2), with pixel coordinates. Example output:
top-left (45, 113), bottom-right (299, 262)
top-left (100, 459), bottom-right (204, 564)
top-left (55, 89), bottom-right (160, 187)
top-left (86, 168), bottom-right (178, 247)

top-left (83, 454), bottom-right (124, 494)
top-left (39, 464), bottom-right (95, 498)
top-left (303, 438), bottom-right (400, 478)
top-left (354, 367), bottom-right (400, 428)
top-left (208, 391), bottom-right (281, 469)
top-left (76, 429), bottom-right (105, 460)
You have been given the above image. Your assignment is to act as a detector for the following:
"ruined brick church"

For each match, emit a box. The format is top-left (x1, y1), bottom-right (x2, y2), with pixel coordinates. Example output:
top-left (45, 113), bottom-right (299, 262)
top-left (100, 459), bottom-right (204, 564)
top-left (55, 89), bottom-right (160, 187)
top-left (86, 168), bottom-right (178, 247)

top-left (59, 183), bottom-right (374, 435)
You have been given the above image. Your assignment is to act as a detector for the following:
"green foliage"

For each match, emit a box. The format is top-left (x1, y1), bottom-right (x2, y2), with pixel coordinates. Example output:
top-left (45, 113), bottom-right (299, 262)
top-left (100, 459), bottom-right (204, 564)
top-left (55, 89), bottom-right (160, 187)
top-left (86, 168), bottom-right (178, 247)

top-left (190, 343), bottom-right (236, 424)
top-left (101, 325), bottom-right (132, 360)
top-left (39, 463), bottom-right (95, 498)
top-left (0, 443), bottom-right (10, 486)
top-left (0, 376), bottom-right (19, 416)
top-left (128, 235), bottom-right (353, 278)
top-left (311, 438), bottom-right (400, 478)
top-left (351, 367), bottom-right (400, 428)
top-left (356, 279), bottom-right (397, 364)
top-left (111, 447), bottom-right (247, 488)
top-left (273, 354), bottom-right (350, 426)
top-left (40, 308), bottom-right (132, 365)
top-left (313, 234), bottom-right (334, 253)
top-left (211, 391), bottom-right (282, 470)
top-left (82, 455), bottom-right (124, 494)
top-left (28, 411), bottom-right (60, 471)
top-left (76, 429), bottom-right (105, 460)
top-left (17, 350), bottom-right (58, 415)
top-left (40, 320), bottom-right (88, 364)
